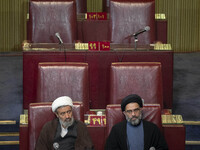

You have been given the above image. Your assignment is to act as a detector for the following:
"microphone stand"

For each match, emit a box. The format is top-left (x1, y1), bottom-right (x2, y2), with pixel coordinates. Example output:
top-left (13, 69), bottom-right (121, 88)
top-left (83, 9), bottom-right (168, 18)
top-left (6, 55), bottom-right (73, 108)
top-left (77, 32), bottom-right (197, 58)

top-left (58, 42), bottom-right (66, 62)
top-left (134, 35), bottom-right (138, 51)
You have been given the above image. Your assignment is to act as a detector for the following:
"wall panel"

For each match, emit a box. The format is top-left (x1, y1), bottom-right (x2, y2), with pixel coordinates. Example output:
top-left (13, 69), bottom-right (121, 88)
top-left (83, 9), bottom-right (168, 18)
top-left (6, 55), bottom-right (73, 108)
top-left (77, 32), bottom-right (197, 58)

top-left (0, 0), bottom-right (28, 52)
top-left (156, 0), bottom-right (200, 52)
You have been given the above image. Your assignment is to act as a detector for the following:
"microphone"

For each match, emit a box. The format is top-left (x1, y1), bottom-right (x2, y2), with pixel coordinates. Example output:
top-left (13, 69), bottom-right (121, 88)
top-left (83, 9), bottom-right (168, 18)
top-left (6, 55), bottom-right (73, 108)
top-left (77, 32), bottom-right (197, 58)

top-left (53, 142), bottom-right (59, 150)
top-left (55, 32), bottom-right (63, 44)
top-left (149, 147), bottom-right (156, 150)
top-left (133, 26), bottom-right (150, 37)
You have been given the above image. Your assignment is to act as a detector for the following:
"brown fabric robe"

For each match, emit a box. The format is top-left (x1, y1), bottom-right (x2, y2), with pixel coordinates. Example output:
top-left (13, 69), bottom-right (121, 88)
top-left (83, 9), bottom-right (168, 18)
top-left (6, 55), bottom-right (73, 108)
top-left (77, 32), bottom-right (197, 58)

top-left (35, 118), bottom-right (94, 150)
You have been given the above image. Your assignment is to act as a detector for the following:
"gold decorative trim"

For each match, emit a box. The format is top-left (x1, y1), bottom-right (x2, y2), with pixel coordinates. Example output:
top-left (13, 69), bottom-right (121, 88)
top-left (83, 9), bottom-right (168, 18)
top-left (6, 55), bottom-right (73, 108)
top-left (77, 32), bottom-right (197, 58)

top-left (0, 141), bottom-right (19, 145)
top-left (20, 114), bottom-right (28, 125)
top-left (154, 44), bottom-right (172, 50)
top-left (0, 132), bottom-right (19, 136)
top-left (162, 115), bottom-right (183, 124)
top-left (186, 141), bottom-right (200, 145)
top-left (20, 124), bottom-right (28, 128)
top-left (75, 43), bottom-right (88, 50)
top-left (27, 13), bottom-right (29, 20)
top-left (183, 121), bottom-right (200, 125)
top-left (0, 120), bottom-right (16, 125)
top-left (22, 41), bottom-right (31, 51)
top-left (155, 13), bottom-right (166, 20)
top-left (89, 109), bottom-right (105, 112)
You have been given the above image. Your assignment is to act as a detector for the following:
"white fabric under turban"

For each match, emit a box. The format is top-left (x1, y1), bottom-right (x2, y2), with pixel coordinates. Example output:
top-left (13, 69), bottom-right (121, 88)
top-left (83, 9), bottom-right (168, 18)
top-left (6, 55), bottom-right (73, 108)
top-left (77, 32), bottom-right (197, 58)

top-left (52, 96), bottom-right (73, 112)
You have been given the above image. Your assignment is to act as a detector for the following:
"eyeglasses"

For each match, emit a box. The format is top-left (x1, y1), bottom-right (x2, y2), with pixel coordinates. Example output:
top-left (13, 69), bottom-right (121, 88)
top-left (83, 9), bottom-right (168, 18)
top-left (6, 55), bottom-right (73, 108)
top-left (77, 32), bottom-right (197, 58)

top-left (125, 108), bottom-right (141, 114)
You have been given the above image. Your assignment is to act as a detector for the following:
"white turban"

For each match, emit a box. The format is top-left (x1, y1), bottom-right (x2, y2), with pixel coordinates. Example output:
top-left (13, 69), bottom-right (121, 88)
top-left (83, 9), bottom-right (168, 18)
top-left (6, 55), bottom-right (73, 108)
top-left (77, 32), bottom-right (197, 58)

top-left (52, 96), bottom-right (73, 112)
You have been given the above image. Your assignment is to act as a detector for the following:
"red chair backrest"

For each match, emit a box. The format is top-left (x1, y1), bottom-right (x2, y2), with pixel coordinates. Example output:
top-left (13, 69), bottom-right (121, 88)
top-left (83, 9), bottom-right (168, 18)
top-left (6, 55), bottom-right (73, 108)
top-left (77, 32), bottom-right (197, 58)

top-left (37, 62), bottom-right (89, 113)
top-left (109, 62), bottom-right (163, 108)
top-left (29, 1), bottom-right (77, 43)
top-left (109, 0), bottom-right (155, 45)
top-left (30, 0), bottom-right (86, 13)
top-left (28, 101), bottom-right (84, 150)
top-left (105, 104), bottom-right (162, 138)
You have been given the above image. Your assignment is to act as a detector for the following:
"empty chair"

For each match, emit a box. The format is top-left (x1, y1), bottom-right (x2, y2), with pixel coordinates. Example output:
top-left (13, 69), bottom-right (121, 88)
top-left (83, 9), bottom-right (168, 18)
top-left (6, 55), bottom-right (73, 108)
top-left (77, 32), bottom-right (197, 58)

top-left (109, 62), bottom-right (163, 109)
top-left (109, 0), bottom-right (155, 45)
top-left (30, 0), bottom-right (86, 13)
top-left (28, 101), bottom-right (84, 150)
top-left (37, 62), bottom-right (89, 113)
top-left (28, 1), bottom-right (77, 43)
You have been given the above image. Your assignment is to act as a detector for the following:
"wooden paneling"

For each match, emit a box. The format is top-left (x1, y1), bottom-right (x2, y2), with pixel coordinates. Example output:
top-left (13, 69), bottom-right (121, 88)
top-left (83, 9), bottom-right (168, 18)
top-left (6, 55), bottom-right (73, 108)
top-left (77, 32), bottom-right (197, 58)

top-left (156, 0), bottom-right (200, 52)
top-left (87, 0), bottom-right (103, 12)
top-left (0, 0), bottom-right (28, 52)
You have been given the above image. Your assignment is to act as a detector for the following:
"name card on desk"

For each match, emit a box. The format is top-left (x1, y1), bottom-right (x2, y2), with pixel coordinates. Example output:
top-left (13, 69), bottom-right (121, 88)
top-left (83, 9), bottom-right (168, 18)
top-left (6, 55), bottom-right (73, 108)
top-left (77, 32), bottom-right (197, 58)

top-left (89, 41), bottom-right (110, 51)
top-left (90, 115), bottom-right (106, 126)
top-left (154, 44), bottom-right (172, 50)
top-left (86, 12), bottom-right (107, 20)
top-left (88, 41), bottom-right (99, 50)
top-left (100, 42), bottom-right (110, 51)
top-left (75, 43), bottom-right (88, 50)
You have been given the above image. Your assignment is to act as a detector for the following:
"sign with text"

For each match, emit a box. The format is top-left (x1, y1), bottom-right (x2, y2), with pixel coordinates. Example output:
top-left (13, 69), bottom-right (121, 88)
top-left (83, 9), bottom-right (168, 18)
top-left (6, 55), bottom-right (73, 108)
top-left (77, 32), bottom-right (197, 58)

top-left (88, 41), bottom-right (99, 51)
top-left (88, 41), bottom-right (110, 51)
top-left (86, 12), bottom-right (107, 20)
top-left (89, 115), bottom-right (106, 126)
top-left (99, 41), bottom-right (110, 51)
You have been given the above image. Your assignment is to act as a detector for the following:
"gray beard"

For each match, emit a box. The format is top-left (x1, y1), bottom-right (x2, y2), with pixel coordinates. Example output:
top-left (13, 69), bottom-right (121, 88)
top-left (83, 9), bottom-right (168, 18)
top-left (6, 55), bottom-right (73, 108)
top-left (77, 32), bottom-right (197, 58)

top-left (125, 113), bottom-right (142, 126)
top-left (59, 117), bottom-right (74, 128)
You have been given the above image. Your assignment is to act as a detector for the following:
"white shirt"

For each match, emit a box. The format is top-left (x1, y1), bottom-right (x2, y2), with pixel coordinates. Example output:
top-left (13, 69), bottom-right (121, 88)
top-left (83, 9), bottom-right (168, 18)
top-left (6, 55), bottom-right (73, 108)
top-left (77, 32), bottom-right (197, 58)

top-left (60, 125), bottom-right (68, 137)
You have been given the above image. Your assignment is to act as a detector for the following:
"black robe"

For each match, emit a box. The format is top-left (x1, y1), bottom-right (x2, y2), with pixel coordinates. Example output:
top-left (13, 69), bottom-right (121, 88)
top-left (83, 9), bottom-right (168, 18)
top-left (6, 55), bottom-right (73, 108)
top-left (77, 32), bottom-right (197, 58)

top-left (105, 120), bottom-right (168, 150)
top-left (35, 118), bottom-right (94, 150)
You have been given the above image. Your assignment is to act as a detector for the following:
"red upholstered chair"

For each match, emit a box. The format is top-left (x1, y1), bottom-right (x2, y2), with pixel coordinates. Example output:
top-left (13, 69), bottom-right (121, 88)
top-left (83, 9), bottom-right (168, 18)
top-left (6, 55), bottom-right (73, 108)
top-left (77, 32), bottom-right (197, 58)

top-left (105, 104), bottom-right (162, 137)
top-left (28, 1), bottom-right (77, 43)
top-left (105, 104), bottom-right (186, 150)
top-left (109, 0), bottom-right (155, 45)
top-left (109, 62), bottom-right (163, 109)
top-left (30, 0), bottom-right (86, 13)
top-left (37, 62), bottom-right (89, 113)
top-left (28, 101), bottom-right (84, 150)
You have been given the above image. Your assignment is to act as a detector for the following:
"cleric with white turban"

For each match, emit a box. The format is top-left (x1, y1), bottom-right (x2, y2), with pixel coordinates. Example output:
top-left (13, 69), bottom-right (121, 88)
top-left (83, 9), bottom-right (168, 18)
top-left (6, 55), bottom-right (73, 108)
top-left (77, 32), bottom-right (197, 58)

top-left (35, 96), bottom-right (94, 150)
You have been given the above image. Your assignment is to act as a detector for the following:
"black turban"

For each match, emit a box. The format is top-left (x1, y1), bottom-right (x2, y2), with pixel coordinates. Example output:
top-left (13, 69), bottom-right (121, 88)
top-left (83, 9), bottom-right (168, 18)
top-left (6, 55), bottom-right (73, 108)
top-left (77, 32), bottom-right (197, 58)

top-left (121, 94), bottom-right (143, 111)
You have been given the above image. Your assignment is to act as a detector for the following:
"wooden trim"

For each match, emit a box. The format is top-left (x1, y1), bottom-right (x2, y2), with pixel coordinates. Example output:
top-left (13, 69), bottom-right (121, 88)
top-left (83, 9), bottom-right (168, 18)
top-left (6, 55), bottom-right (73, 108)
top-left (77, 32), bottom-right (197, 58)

top-left (186, 141), bottom-right (200, 145)
top-left (0, 120), bottom-right (16, 125)
top-left (183, 121), bottom-right (200, 125)
top-left (0, 141), bottom-right (19, 145)
top-left (0, 132), bottom-right (19, 136)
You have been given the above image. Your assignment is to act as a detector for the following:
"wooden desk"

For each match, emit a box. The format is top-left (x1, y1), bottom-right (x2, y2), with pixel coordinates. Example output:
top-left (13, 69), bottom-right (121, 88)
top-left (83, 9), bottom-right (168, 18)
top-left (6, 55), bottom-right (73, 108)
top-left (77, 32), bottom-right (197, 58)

top-left (23, 45), bottom-right (173, 109)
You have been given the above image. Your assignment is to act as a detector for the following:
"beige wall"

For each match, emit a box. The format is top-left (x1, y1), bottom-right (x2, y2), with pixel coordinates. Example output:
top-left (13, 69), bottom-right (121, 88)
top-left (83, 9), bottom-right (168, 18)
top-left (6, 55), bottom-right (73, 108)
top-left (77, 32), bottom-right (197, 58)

top-left (0, 0), bottom-right (199, 52)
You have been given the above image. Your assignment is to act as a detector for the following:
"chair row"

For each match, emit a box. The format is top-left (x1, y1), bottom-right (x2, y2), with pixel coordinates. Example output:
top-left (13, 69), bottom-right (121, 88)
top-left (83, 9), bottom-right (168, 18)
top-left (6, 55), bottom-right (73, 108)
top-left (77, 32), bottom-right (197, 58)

top-left (20, 61), bottom-right (185, 149)
top-left (36, 62), bottom-right (164, 113)
top-left (27, 0), bottom-right (167, 44)
top-left (19, 102), bottom-right (185, 150)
